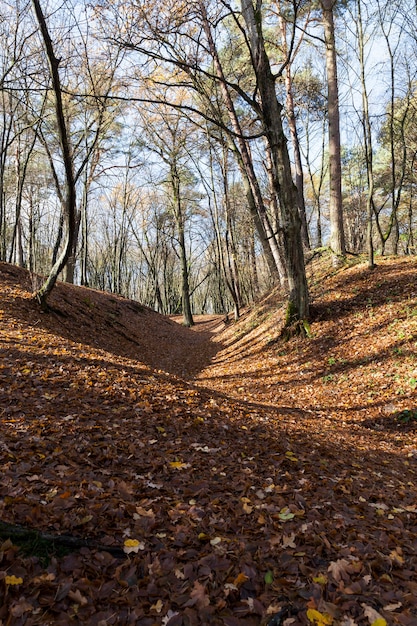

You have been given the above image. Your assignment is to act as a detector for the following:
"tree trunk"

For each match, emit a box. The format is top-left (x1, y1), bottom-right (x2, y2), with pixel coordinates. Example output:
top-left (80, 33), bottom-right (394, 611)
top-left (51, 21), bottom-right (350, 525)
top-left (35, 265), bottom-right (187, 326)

top-left (64, 210), bottom-right (81, 283)
top-left (228, 138), bottom-right (285, 285)
top-left (171, 164), bottom-right (194, 327)
top-left (278, 12), bottom-right (310, 250)
top-left (321, 0), bottom-right (346, 263)
top-left (199, 4), bottom-right (284, 286)
top-left (208, 139), bottom-right (242, 320)
top-left (241, 0), bottom-right (309, 326)
top-left (356, 0), bottom-right (375, 269)
top-left (31, 0), bottom-right (76, 308)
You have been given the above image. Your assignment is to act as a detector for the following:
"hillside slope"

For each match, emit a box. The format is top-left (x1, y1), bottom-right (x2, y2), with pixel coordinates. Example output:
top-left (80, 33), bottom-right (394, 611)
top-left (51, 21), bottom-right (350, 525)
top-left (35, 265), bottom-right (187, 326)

top-left (0, 257), bottom-right (416, 626)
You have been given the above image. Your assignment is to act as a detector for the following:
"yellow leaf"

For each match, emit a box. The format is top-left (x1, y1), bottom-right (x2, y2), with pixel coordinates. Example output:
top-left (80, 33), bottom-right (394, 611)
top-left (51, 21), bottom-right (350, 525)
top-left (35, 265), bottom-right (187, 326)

top-left (169, 461), bottom-right (190, 470)
top-left (123, 538), bottom-right (145, 554)
top-left (312, 575), bottom-right (328, 585)
top-left (124, 538), bottom-right (139, 546)
top-left (285, 451), bottom-right (299, 462)
top-left (5, 575), bottom-right (23, 585)
top-left (150, 599), bottom-right (164, 613)
top-left (389, 548), bottom-right (404, 565)
top-left (371, 620), bottom-right (387, 626)
top-left (278, 507), bottom-right (295, 521)
top-left (242, 502), bottom-right (253, 514)
top-left (307, 608), bottom-right (333, 625)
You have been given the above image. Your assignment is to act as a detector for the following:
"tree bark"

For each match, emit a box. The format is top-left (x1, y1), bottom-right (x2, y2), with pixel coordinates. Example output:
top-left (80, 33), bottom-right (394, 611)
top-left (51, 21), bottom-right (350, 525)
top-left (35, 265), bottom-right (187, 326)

top-left (199, 3), bottom-right (284, 286)
top-left (227, 137), bottom-right (286, 285)
top-left (241, 0), bottom-right (309, 325)
top-left (321, 0), bottom-right (346, 263)
top-left (278, 11), bottom-right (310, 250)
top-left (171, 163), bottom-right (194, 327)
top-left (31, 0), bottom-right (76, 309)
top-left (356, 0), bottom-right (375, 269)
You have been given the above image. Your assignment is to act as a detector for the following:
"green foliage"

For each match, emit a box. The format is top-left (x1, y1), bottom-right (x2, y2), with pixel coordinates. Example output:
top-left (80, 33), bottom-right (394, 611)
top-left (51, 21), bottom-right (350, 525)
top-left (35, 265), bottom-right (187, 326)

top-left (285, 300), bottom-right (298, 326)
top-left (303, 319), bottom-right (313, 338)
top-left (396, 408), bottom-right (417, 424)
top-left (83, 297), bottom-right (95, 309)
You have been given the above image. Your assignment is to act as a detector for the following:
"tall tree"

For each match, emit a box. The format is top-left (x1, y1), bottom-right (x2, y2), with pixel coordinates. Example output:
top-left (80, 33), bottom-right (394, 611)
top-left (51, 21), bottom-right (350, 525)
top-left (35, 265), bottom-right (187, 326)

top-left (100, 0), bottom-right (309, 328)
top-left (197, 3), bottom-right (285, 285)
top-left (276, 0), bottom-right (311, 249)
top-left (137, 99), bottom-right (196, 326)
top-left (354, 0), bottom-right (375, 268)
top-left (240, 0), bottom-right (309, 325)
top-left (320, 0), bottom-right (346, 262)
top-left (31, 0), bottom-right (77, 308)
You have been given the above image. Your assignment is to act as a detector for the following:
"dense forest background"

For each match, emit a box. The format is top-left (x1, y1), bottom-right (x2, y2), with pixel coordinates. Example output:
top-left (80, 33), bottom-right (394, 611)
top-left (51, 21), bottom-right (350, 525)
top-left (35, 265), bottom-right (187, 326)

top-left (2, 0), bottom-right (417, 323)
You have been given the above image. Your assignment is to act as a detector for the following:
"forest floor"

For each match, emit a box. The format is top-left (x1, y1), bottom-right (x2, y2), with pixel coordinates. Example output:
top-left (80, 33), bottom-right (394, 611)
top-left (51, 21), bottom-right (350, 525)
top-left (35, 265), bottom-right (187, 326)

top-left (0, 253), bottom-right (416, 626)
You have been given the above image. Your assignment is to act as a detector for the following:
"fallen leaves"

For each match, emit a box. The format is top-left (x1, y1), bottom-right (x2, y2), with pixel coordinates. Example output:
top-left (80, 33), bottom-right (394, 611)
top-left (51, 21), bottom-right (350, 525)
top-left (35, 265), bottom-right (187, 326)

top-left (327, 557), bottom-right (361, 583)
top-left (4, 575), bottom-right (23, 586)
top-left (188, 580), bottom-right (210, 609)
top-left (362, 605), bottom-right (388, 626)
top-left (0, 259), bottom-right (417, 624)
top-left (307, 608), bottom-right (333, 625)
top-left (169, 460), bottom-right (191, 470)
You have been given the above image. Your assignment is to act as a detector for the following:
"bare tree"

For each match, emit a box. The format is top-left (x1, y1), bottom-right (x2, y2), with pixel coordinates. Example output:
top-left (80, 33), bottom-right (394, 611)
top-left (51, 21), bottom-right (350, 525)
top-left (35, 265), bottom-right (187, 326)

top-left (99, 0), bottom-right (309, 328)
top-left (31, 0), bottom-right (77, 308)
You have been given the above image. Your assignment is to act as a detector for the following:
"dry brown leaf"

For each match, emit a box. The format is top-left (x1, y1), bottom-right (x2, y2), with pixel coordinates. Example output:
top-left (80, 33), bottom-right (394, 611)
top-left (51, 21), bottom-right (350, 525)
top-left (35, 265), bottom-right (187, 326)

top-left (188, 580), bottom-right (210, 609)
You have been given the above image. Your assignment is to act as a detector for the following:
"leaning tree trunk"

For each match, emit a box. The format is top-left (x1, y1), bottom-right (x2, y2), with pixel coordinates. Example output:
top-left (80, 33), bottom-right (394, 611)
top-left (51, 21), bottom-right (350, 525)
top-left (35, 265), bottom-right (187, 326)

top-left (199, 3), bottom-right (285, 286)
top-left (228, 138), bottom-right (287, 285)
top-left (278, 11), bottom-right (310, 250)
top-left (31, 0), bottom-right (76, 309)
top-left (241, 0), bottom-right (309, 327)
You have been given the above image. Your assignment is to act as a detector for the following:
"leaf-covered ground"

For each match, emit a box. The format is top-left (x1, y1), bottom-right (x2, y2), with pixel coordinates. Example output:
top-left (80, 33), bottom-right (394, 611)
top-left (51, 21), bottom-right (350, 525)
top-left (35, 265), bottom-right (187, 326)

top-left (0, 255), bottom-right (416, 626)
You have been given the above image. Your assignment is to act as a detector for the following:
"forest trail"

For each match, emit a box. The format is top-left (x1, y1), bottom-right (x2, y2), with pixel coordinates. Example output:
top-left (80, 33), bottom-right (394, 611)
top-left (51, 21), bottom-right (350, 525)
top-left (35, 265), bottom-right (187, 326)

top-left (1, 256), bottom-right (417, 625)
top-left (188, 257), bottom-right (417, 468)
